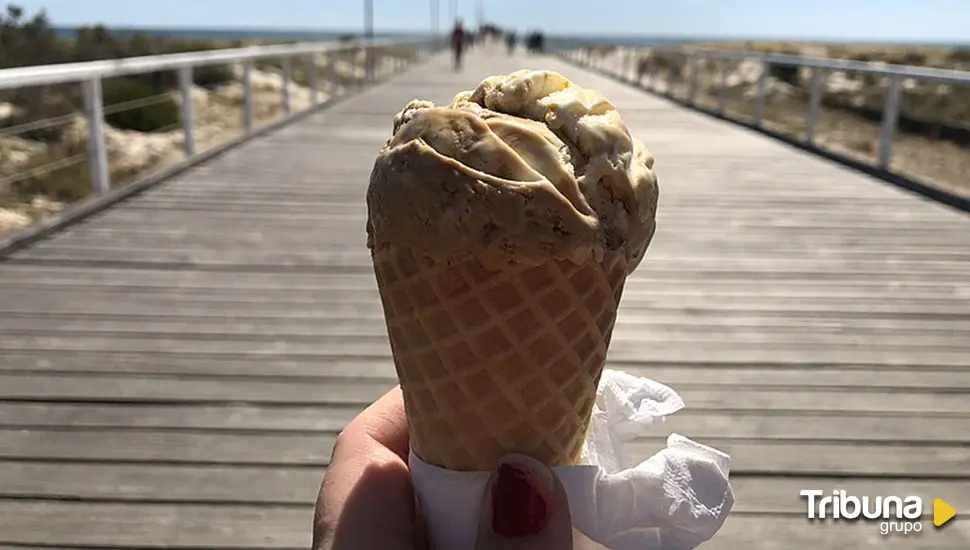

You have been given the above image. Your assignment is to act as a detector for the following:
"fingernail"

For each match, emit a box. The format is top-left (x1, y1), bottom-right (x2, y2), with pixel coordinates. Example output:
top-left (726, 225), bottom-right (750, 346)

top-left (490, 457), bottom-right (550, 537)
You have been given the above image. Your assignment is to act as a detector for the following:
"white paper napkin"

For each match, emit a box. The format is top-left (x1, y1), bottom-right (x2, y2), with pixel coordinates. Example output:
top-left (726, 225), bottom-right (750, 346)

top-left (409, 368), bottom-right (735, 550)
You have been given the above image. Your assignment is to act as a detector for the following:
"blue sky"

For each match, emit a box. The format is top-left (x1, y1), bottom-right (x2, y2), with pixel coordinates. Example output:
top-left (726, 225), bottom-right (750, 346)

top-left (13, 0), bottom-right (970, 42)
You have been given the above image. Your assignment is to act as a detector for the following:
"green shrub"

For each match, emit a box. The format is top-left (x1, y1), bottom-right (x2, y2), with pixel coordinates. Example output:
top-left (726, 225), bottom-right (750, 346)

top-left (768, 63), bottom-right (799, 86)
top-left (948, 48), bottom-right (970, 64)
top-left (193, 65), bottom-right (234, 89)
top-left (1, 89), bottom-right (78, 142)
top-left (103, 79), bottom-right (180, 132)
top-left (893, 51), bottom-right (928, 65)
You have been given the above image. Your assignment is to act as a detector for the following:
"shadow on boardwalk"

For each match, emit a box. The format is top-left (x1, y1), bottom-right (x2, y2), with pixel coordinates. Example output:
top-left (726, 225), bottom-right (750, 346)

top-left (0, 47), bottom-right (968, 548)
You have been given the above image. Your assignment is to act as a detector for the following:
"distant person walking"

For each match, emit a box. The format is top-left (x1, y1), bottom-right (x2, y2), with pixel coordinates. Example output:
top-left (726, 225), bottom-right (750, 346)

top-left (451, 20), bottom-right (466, 70)
top-left (506, 31), bottom-right (517, 55)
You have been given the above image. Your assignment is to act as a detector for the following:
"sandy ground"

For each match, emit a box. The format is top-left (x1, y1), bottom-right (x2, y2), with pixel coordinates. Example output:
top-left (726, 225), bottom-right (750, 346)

top-left (0, 52), bottom-right (401, 235)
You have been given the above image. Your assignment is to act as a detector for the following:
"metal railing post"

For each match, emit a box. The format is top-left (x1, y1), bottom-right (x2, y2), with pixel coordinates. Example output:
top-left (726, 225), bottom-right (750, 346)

top-left (755, 60), bottom-right (768, 127)
top-left (81, 78), bottom-right (110, 195)
top-left (330, 51), bottom-right (340, 97)
top-left (305, 54), bottom-right (319, 104)
top-left (666, 57), bottom-right (676, 97)
top-left (878, 76), bottom-right (902, 169)
top-left (242, 60), bottom-right (254, 133)
top-left (646, 54), bottom-right (655, 90)
top-left (281, 56), bottom-right (292, 116)
top-left (805, 68), bottom-right (824, 145)
top-left (366, 46), bottom-right (375, 83)
top-left (717, 59), bottom-right (727, 113)
top-left (178, 66), bottom-right (196, 157)
top-left (687, 55), bottom-right (698, 105)
top-left (350, 50), bottom-right (359, 88)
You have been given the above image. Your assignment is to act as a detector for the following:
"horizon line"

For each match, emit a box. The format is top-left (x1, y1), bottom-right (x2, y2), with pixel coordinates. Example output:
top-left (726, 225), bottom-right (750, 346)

top-left (49, 24), bottom-right (969, 46)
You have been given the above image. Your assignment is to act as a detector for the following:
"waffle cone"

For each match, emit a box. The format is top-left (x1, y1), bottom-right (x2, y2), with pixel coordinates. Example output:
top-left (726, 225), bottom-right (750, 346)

top-left (371, 244), bottom-right (628, 471)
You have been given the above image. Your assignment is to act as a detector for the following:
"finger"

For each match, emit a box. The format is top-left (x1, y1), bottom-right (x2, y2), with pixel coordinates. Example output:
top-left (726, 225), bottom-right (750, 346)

top-left (340, 385), bottom-right (410, 461)
top-left (475, 453), bottom-right (573, 550)
top-left (312, 387), bottom-right (424, 550)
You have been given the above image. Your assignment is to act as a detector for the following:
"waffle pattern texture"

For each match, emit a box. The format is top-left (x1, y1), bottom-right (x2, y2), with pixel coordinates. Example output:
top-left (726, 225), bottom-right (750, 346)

top-left (373, 245), bottom-right (628, 471)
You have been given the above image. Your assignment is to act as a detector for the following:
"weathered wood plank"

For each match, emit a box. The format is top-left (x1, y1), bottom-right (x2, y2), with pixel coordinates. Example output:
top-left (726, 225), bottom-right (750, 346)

top-left (0, 500), bottom-right (312, 549)
top-left (14, 244), bottom-right (970, 266)
top-left (3, 352), bottom-right (968, 385)
top-left (2, 319), bottom-right (968, 347)
top-left (0, 402), bottom-right (360, 431)
top-left (3, 264), bottom-right (965, 291)
top-left (3, 340), bottom-right (968, 367)
top-left (1, 374), bottom-right (968, 414)
top-left (0, 501), bottom-right (966, 550)
top-left (5, 295), bottom-right (969, 321)
top-left (0, 402), bottom-right (964, 443)
top-left (6, 310), bottom-right (970, 333)
top-left (4, 335), bottom-right (969, 366)
top-left (1, 427), bottom-right (966, 475)
top-left (2, 462), bottom-right (968, 517)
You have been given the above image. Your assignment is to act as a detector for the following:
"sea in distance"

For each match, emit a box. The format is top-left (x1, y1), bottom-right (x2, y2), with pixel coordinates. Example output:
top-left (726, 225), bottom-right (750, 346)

top-left (52, 26), bottom-right (966, 51)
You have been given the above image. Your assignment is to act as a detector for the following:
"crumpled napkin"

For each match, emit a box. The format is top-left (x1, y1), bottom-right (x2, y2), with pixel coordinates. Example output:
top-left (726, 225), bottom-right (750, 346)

top-left (409, 368), bottom-right (735, 550)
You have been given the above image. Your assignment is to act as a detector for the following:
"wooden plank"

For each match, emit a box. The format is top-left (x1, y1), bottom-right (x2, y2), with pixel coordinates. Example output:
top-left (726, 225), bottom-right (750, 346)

top-left (3, 318), bottom-right (968, 346)
top-left (62, 211), bottom-right (970, 235)
top-left (2, 265), bottom-right (963, 291)
top-left (0, 335), bottom-right (967, 367)
top-left (2, 462), bottom-right (969, 517)
top-left (14, 243), bottom-right (970, 266)
top-left (4, 335), bottom-right (970, 367)
top-left (3, 295), bottom-right (967, 320)
top-left (0, 501), bottom-right (966, 550)
top-left (3, 351), bottom-right (969, 386)
top-left (0, 402), bottom-right (966, 443)
top-left (13, 231), bottom-right (970, 257)
top-left (0, 462), bottom-right (325, 504)
top-left (0, 374), bottom-right (394, 405)
top-left (0, 428), bottom-right (337, 465)
top-left (5, 308), bottom-right (969, 331)
top-left (3, 281), bottom-right (967, 306)
top-left (1, 374), bottom-right (969, 414)
top-left (0, 500), bottom-right (311, 549)
top-left (0, 428), bottom-right (966, 476)
top-left (0, 402), bottom-right (360, 431)
top-left (3, 294), bottom-right (968, 323)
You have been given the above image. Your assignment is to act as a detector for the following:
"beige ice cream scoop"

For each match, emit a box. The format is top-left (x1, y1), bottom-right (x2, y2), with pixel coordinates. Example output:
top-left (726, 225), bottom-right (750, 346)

top-left (366, 69), bottom-right (660, 470)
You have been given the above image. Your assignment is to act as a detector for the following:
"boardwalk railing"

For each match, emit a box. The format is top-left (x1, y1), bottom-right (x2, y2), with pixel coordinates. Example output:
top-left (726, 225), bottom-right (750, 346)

top-left (560, 46), bottom-right (970, 204)
top-left (0, 39), bottom-right (438, 200)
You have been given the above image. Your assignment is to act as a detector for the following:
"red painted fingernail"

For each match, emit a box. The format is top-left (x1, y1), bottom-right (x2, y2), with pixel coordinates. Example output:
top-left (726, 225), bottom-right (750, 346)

top-left (491, 462), bottom-right (549, 537)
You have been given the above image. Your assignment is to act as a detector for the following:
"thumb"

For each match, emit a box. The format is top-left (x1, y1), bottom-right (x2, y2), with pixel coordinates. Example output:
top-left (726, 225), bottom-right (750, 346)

top-left (475, 453), bottom-right (573, 550)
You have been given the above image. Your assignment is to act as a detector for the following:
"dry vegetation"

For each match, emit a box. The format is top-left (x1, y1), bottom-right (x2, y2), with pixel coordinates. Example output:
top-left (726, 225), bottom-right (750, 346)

top-left (0, 49), bottom-right (412, 235)
top-left (596, 42), bottom-right (970, 198)
top-left (0, 3), bottom-right (419, 236)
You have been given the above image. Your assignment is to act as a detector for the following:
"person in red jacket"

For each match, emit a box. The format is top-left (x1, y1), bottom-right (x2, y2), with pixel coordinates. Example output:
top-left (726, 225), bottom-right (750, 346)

top-left (451, 19), bottom-right (466, 70)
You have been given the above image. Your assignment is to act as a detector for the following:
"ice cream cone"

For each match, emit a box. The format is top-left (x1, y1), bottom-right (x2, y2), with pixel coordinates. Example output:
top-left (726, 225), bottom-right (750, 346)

top-left (372, 244), bottom-right (627, 470)
top-left (366, 69), bottom-right (659, 472)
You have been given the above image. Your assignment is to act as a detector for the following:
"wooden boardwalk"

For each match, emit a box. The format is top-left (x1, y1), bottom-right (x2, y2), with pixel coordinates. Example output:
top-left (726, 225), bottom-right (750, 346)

top-left (1, 47), bottom-right (968, 548)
